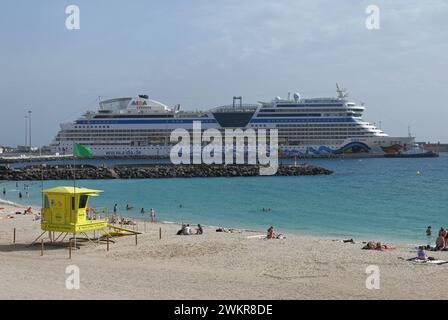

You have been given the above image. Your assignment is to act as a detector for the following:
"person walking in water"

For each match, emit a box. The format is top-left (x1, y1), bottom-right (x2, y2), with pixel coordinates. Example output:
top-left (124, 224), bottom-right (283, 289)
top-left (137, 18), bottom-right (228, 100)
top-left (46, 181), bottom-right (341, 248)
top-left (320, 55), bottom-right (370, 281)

top-left (2, 188), bottom-right (5, 197)
top-left (140, 208), bottom-right (145, 215)
top-left (113, 203), bottom-right (118, 214)
top-left (426, 226), bottom-right (432, 237)
top-left (150, 208), bottom-right (155, 222)
top-left (19, 191), bottom-right (22, 199)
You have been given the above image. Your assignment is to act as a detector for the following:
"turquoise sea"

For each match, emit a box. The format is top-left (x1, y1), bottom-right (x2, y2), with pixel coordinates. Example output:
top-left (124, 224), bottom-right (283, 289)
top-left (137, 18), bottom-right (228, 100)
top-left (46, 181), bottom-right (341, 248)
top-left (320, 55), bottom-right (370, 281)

top-left (1, 153), bottom-right (447, 244)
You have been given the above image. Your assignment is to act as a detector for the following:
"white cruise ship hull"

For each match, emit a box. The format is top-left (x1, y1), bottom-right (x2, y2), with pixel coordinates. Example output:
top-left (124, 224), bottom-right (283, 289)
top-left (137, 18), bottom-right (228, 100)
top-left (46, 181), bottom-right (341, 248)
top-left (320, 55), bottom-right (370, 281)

top-left (51, 136), bottom-right (415, 157)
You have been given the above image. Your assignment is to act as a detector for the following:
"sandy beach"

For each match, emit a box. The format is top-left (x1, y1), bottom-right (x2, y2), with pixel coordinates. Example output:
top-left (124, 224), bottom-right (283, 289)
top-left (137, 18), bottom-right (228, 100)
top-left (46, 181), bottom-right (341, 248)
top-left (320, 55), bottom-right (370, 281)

top-left (1, 199), bottom-right (447, 300)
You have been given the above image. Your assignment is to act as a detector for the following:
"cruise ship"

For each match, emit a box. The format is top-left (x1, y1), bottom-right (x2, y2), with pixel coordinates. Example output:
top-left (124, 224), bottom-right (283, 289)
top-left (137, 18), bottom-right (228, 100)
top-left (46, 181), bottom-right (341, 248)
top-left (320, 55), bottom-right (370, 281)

top-left (50, 85), bottom-right (415, 157)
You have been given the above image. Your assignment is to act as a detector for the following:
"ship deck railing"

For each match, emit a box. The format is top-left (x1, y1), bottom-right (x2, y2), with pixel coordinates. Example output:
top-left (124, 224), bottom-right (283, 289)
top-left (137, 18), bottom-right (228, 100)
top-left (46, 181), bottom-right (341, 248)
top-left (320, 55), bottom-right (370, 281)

top-left (211, 104), bottom-right (259, 113)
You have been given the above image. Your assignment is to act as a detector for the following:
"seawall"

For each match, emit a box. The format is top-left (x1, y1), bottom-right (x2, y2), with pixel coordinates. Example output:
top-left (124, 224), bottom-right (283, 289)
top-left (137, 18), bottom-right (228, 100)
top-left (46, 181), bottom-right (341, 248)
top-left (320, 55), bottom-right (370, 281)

top-left (0, 164), bottom-right (333, 181)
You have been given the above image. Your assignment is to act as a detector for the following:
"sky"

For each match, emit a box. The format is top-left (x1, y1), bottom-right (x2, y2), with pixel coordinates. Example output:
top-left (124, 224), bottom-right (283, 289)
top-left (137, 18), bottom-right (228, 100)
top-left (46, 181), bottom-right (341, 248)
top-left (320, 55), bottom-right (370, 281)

top-left (0, 0), bottom-right (447, 147)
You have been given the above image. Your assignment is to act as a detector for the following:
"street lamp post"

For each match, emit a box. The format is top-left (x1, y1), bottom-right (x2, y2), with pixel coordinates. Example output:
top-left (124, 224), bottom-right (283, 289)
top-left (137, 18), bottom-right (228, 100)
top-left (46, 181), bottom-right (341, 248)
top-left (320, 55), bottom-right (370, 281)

top-left (28, 110), bottom-right (32, 150)
top-left (24, 115), bottom-right (28, 148)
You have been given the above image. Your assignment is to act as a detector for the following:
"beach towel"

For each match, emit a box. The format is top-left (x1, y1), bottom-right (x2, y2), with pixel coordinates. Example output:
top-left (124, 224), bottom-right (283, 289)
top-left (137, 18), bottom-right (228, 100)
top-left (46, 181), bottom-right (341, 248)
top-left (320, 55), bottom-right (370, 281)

top-left (246, 235), bottom-right (266, 239)
top-left (408, 258), bottom-right (448, 265)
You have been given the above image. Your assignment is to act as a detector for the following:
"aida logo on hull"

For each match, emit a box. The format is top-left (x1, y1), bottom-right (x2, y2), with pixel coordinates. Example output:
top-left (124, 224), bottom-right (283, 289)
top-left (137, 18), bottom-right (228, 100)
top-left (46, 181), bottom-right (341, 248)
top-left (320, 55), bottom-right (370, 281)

top-left (130, 100), bottom-right (148, 107)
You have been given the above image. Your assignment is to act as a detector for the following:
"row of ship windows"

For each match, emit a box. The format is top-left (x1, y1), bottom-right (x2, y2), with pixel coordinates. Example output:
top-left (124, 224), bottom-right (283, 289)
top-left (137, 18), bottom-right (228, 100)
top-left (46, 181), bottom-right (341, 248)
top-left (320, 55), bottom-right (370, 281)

top-left (59, 133), bottom-right (364, 139)
top-left (277, 124), bottom-right (364, 127)
top-left (56, 130), bottom-right (372, 141)
top-left (63, 124), bottom-right (367, 134)
top-left (58, 143), bottom-right (164, 151)
top-left (259, 108), bottom-right (364, 113)
top-left (59, 139), bottom-right (363, 148)
top-left (73, 118), bottom-right (355, 127)
top-left (74, 126), bottom-right (111, 129)
top-left (56, 134), bottom-right (372, 142)
top-left (58, 129), bottom-right (372, 137)
top-left (61, 143), bottom-right (363, 149)
top-left (257, 113), bottom-right (362, 118)
top-left (278, 128), bottom-right (367, 131)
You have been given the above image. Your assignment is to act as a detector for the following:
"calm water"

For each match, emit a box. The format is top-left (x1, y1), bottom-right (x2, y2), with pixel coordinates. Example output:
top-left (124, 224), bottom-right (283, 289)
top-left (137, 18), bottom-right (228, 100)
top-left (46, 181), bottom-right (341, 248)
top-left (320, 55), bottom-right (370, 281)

top-left (1, 154), bottom-right (447, 244)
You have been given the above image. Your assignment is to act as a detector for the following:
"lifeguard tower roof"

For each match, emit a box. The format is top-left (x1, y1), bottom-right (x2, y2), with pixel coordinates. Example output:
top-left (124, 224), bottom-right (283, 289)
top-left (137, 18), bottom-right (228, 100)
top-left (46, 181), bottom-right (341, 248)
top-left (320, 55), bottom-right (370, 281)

top-left (43, 186), bottom-right (103, 195)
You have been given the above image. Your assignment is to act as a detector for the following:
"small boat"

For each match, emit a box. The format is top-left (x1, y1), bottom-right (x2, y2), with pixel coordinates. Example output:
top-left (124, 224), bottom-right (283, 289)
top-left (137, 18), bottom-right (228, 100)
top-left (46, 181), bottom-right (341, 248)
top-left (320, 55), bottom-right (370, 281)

top-left (384, 151), bottom-right (438, 158)
top-left (384, 145), bottom-right (439, 158)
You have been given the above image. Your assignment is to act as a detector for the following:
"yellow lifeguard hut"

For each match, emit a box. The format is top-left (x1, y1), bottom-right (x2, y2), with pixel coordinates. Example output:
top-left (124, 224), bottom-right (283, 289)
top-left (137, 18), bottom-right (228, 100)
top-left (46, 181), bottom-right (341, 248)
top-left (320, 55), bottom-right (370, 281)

top-left (31, 186), bottom-right (110, 246)
top-left (31, 185), bottom-right (141, 248)
top-left (40, 186), bottom-right (108, 233)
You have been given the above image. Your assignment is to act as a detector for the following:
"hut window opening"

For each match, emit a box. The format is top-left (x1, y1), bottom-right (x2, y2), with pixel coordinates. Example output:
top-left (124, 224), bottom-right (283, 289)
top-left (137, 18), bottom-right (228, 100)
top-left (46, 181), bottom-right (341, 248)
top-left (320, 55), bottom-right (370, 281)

top-left (79, 195), bottom-right (88, 208)
top-left (44, 195), bottom-right (50, 208)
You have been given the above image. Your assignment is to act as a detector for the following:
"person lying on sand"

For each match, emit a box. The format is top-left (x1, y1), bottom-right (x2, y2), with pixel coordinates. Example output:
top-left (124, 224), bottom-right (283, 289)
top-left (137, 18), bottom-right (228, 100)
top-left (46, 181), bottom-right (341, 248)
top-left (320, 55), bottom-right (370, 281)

top-left (216, 227), bottom-right (241, 233)
top-left (376, 242), bottom-right (394, 250)
top-left (0, 215), bottom-right (15, 220)
top-left (362, 241), bottom-right (394, 251)
top-left (24, 207), bottom-right (33, 215)
top-left (119, 218), bottom-right (135, 226)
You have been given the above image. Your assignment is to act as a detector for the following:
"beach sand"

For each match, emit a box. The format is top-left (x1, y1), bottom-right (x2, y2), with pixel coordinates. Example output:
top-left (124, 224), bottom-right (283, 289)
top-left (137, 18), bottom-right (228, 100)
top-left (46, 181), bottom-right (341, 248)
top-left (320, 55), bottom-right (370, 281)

top-left (0, 200), bottom-right (447, 300)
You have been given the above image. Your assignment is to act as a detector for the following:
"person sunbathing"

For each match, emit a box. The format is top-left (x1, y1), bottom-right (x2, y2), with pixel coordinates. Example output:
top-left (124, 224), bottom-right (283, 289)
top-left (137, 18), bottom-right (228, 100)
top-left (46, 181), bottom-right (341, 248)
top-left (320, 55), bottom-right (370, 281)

top-left (363, 241), bottom-right (376, 250)
top-left (375, 242), bottom-right (395, 250)
top-left (183, 224), bottom-right (192, 235)
top-left (176, 225), bottom-right (186, 235)
top-left (417, 246), bottom-right (428, 260)
top-left (267, 226), bottom-right (276, 239)
top-left (435, 235), bottom-right (446, 251)
top-left (362, 241), bottom-right (394, 250)
top-left (196, 224), bottom-right (204, 235)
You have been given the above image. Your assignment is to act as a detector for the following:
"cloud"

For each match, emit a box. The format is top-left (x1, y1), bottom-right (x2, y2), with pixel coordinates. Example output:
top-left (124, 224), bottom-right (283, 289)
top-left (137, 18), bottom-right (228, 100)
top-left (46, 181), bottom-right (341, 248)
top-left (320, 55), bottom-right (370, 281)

top-left (0, 0), bottom-right (447, 145)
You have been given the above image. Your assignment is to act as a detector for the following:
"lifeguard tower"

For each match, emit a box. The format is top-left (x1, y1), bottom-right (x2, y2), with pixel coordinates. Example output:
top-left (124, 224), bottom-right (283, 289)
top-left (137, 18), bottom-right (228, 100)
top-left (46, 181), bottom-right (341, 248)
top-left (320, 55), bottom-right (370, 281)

top-left (32, 186), bottom-right (109, 246)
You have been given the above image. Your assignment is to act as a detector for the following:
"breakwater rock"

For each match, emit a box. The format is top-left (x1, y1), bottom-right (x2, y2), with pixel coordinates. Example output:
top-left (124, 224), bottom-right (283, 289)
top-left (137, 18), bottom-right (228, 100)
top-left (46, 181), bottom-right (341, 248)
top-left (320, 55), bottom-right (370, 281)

top-left (0, 164), bottom-right (333, 181)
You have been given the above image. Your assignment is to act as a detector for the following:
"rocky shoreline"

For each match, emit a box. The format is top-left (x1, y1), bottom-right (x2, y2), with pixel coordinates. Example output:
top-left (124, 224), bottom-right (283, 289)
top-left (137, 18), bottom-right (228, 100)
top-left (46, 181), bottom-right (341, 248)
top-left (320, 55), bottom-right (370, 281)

top-left (0, 164), bottom-right (333, 181)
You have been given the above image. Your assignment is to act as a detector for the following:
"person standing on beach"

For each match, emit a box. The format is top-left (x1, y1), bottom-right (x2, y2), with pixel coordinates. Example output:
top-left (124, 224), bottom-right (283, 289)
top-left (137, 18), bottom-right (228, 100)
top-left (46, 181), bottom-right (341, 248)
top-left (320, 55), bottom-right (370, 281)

top-left (150, 208), bottom-right (155, 222)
